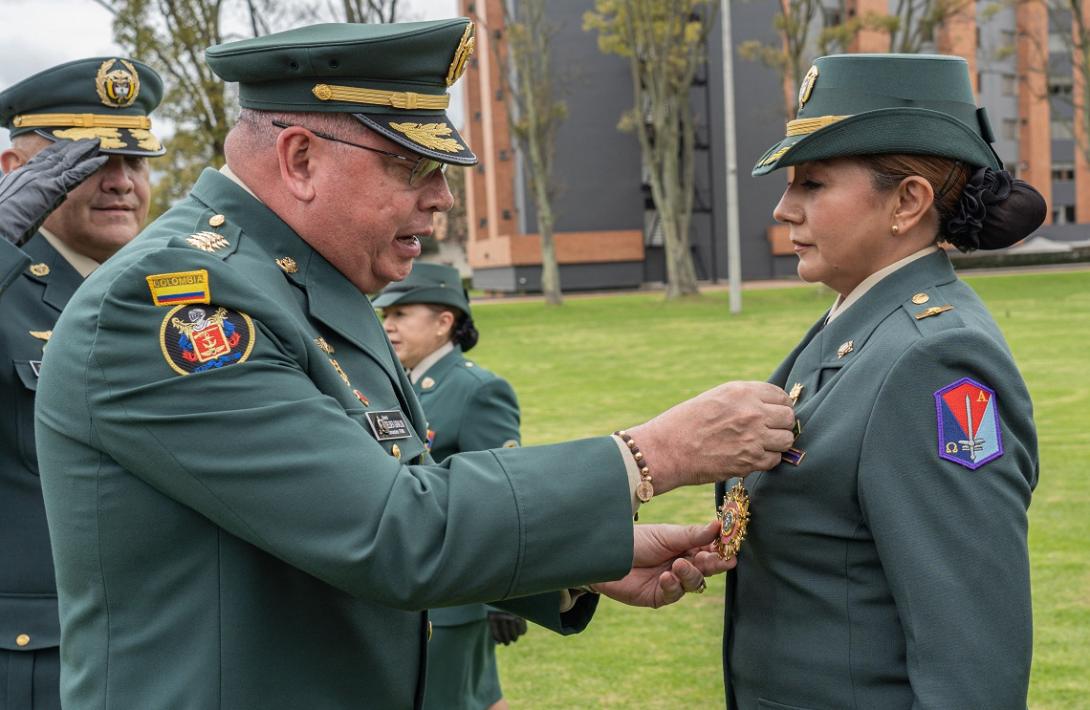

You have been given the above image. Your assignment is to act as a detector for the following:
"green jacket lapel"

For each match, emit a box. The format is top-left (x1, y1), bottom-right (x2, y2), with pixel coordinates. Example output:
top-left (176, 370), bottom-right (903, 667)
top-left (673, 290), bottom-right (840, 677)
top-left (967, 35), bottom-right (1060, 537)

top-left (22, 233), bottom-right (83, 313)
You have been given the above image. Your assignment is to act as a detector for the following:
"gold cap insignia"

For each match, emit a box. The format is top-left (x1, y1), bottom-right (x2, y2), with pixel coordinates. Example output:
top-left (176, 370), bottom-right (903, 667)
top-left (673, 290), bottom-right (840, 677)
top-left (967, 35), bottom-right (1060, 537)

top-left (836, 340), bottom-right (854, 358)
top-left (29, 263), bottom-right (50, 277)
top-left (798, 65), bottom-right (818, 110)
top-left (186, 231), bottom-right (229, 253)
top-left (388, 122), bottom-right (463, 153)
top-left (96, 59), bottom-right (140, 109)
top-left (275, 257), bottom-right (298, 274)
top-left (446, 22), bottom-right (476, 87)
top-left (209, 214), bottom-right (226, 227)
top-left (716, 481), bottom-right (751, 561)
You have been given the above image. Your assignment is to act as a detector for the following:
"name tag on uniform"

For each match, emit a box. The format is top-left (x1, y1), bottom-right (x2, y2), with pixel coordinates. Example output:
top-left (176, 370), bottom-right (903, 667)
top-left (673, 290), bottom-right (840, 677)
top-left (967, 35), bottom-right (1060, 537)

top-left (29, 360), bottom-right (42, 378)
top-left (365, 410), bottom-right (412, 441)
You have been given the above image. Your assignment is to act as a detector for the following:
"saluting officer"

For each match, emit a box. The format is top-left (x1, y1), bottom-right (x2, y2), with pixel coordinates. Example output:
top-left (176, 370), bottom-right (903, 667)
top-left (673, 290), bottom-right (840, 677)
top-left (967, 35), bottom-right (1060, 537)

top-left (0, 57), bottom-right (164, 710)
top-left (377, 262), bottom-right (525, 710)
top-left (35, 20), bottom-right (795, 709)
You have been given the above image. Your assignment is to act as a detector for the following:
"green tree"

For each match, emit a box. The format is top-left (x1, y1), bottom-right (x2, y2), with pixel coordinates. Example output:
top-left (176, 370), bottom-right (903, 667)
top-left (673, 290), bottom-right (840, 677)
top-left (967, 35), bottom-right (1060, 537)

top-left (496, 0), bottom-right (567, 305)
top-left (584, 0), bottom-right (716, 299)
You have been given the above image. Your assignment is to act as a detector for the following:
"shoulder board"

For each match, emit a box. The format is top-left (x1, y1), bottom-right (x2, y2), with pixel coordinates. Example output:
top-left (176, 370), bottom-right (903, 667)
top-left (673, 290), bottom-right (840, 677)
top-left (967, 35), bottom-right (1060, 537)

top-left (902, 293), bottom-right (964, 335)
top-left (177, 211), bottom-right (242, 260)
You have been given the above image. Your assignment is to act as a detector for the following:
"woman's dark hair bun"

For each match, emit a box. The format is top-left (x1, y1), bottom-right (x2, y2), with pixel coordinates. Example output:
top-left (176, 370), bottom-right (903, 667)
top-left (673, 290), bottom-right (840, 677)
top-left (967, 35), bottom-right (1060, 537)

top-left (944, 167), bottom-right (1047, 252)
top-left (453, 314), bottom-right (479, 352)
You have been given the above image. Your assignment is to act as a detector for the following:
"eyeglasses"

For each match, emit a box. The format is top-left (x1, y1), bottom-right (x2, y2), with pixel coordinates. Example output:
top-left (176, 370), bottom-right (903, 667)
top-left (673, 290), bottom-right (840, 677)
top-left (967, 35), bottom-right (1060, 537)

top-left (271, 119), bottom-right (446, 186)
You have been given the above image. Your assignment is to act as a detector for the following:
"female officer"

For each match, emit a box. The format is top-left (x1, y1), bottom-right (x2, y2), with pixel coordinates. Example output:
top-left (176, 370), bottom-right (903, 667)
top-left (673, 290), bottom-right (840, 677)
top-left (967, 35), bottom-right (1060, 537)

top-left (720, 54), bottom-right (1045, 710)
top-left (374, 261), bottom-right (523, 710)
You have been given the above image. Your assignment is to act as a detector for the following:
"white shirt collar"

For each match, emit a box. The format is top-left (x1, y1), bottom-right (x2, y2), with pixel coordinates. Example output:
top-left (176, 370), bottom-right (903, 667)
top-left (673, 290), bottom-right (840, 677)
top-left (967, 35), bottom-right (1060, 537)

top-left (38, 227), bottom-right (100, 278)
top-left (825, 245), bottom-right (939, 324)
top-left (409, 341), bottom-right (455, 384)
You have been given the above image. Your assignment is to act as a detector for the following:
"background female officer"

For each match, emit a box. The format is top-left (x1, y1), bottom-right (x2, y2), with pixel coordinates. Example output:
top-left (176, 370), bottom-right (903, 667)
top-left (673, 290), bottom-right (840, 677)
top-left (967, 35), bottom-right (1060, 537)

top-left (375, 261), bottom-right (523, 710)
top-left (721, 53), bottom-right (1046, 710)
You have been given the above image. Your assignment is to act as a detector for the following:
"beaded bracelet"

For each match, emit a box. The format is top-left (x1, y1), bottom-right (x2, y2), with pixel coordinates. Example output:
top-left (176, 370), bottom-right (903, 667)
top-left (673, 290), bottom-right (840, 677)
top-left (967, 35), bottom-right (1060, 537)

top-left (614, 430), bottom-right (654, 504)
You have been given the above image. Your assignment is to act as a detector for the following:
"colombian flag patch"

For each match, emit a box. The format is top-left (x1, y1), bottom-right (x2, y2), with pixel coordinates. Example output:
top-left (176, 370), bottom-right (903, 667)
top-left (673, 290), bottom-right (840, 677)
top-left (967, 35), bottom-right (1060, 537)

top-left (147, 269), bottom-right (211, 306)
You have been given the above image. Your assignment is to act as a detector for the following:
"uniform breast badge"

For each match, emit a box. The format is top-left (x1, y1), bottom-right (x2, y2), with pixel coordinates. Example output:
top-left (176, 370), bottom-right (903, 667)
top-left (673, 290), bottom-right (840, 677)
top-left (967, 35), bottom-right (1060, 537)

top-left (716, 482), bottom-right (751, 561)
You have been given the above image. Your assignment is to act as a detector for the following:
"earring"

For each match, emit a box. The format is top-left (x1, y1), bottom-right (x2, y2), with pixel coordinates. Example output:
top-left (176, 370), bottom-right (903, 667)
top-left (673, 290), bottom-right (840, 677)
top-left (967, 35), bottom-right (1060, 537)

top-left (891, 224), bottom-right (900, 235)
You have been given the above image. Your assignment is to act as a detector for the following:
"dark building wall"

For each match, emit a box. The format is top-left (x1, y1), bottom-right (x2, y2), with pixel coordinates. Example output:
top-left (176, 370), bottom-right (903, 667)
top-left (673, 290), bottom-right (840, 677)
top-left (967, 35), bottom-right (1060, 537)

top-left (517, 1), bottom-right (644, 236)
top-left (506, 0), bottom-right (790, 285)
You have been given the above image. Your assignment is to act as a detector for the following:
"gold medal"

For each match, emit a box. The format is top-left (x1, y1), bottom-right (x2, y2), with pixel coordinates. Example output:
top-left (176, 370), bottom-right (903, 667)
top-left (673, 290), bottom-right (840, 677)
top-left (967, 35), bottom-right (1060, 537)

top-left (716, 482), bottom-right (751, 560)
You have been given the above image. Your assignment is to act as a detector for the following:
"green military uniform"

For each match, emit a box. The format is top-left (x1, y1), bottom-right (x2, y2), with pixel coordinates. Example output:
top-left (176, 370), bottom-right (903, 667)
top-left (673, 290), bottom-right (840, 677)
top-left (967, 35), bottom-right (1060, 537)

top-left (723, 55), bottom-right (1039, 709)
top-left (0, 57), bottom-right (163, 709)
top-left (375, 263), bottom-right (522, 709)
top-left (35, 22), bottom-right (634, 710)
top-left (1, 241), bottom-right (30, 295)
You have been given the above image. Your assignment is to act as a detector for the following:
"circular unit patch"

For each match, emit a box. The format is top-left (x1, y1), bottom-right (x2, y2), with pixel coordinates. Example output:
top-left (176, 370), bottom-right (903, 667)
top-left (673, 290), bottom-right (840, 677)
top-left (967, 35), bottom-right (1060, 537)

top-left (160, 304), bottom-right (255, 375)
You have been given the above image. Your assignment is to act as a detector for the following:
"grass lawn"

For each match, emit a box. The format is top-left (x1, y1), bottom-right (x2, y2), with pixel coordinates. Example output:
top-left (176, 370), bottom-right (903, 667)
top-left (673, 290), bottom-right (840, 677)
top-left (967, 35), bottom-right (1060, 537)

top-left (461, 267), bottom-right (1090, 709)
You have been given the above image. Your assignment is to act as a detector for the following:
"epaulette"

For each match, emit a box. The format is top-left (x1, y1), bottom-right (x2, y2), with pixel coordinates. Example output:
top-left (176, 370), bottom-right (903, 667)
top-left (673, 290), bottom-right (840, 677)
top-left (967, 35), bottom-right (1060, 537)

top-left (902, 288), bottom-right (964, 335)
top-left (177, 210), bottom-right (242, 260)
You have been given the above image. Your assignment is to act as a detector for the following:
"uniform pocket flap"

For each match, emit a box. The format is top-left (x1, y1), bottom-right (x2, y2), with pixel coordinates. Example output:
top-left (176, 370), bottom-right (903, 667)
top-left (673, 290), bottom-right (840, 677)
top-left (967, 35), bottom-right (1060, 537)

top-left (13, 360), bottom-right (41, 391)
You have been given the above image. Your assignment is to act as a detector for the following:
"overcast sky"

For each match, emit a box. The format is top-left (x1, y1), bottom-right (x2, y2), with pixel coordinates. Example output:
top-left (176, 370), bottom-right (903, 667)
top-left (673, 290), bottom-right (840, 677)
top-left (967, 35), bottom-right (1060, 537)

top-left (0, 0), bottom-right (463, 150)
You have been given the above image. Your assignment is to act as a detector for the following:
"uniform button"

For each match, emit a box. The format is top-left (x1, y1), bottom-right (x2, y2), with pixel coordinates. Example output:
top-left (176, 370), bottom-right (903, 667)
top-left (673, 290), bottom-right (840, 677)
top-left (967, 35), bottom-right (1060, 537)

top-left (208, 214), bottom-right (226, 227)
top-left (391, 444), bottom-right (401, 460)
top-left (911, 292), bottom-right (930, 305)
top-left (15, 633), bottom-right (30, 647)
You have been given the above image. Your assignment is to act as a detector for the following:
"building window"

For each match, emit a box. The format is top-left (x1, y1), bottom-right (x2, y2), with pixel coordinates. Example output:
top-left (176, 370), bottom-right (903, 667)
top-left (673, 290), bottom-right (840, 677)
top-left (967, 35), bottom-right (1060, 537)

top-left (1002, 73), bottom-right (1018, 96)
top-left (1052, 162), bottom-right (1075, 181)
top-left (1049, 33), bottom-right (1069, 54)
top-left (502, 209), bottom-right (512, 220)
top-left (822, 6), bottom-right (842, 27)
top-left (1053, 204), bottom-right (1077, 224)
top-left (1002, 118), bottom-right (1019, 141)
top-left (1051, 119), bottom-right (1074, 140)
top-left (1049, 76), bottom-right (1073, 98)
top-left (644, 210), bottom-right (664, 246)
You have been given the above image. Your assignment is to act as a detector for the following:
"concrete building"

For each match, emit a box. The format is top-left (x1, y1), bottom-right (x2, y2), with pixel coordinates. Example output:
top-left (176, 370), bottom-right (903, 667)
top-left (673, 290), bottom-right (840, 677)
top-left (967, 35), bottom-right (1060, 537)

top-left (459, 0), bottom-right (1089, 292)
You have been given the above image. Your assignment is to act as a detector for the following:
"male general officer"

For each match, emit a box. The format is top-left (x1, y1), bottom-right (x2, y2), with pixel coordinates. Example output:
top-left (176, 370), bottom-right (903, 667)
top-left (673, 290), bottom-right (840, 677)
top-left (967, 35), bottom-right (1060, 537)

top-left (0, 58), bottom-right (164, 709)
top-left (35, 20), bottom-right (796, 709)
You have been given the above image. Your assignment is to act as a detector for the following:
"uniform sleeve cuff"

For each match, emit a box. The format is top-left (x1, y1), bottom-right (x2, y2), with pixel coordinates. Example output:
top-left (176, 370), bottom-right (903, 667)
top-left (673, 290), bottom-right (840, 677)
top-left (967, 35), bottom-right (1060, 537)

top-left (611, 434), bottom-right (642, 516)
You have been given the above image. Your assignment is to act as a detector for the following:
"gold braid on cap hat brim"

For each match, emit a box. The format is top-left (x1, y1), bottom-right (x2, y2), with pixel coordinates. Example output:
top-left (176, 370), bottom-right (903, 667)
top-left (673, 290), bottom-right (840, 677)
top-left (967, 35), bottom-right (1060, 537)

top-left (311, 84), bottom-right (449, 110)
top-left (14, 113), bottom-right (152, 129)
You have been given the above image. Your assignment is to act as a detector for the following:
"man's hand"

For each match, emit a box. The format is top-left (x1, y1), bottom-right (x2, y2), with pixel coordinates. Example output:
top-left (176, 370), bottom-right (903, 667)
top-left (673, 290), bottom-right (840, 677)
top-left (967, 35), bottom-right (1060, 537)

top-left (627, 381), bottom-right (795, 493)
top-left (592, 522), bottom-right (733, 609)
top-left (487, 611), bottom-right (528, 645)
top-left (0, 139), bottom-right (105, 246)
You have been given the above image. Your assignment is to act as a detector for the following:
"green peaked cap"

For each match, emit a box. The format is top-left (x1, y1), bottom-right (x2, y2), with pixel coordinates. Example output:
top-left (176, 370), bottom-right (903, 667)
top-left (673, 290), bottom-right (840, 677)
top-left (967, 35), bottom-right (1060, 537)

top-left (0, 56), bottom-right (165, 156)
top-left (206, 19), bottom-right (477, 165)
top-left (372, 262), bottom-right (470, 317)
top-left (753, 53), bottom-right (1001, 176)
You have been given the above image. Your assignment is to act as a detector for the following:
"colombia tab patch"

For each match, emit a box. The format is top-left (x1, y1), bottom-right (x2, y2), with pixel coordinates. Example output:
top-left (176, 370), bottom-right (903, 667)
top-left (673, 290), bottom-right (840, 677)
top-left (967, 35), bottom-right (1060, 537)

top-left (934, 377), bottom-right (1003, 470)
top-left (160, 304), bottom-right (255, 375)
top-left (147, 269), bottom-right (210, 306)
